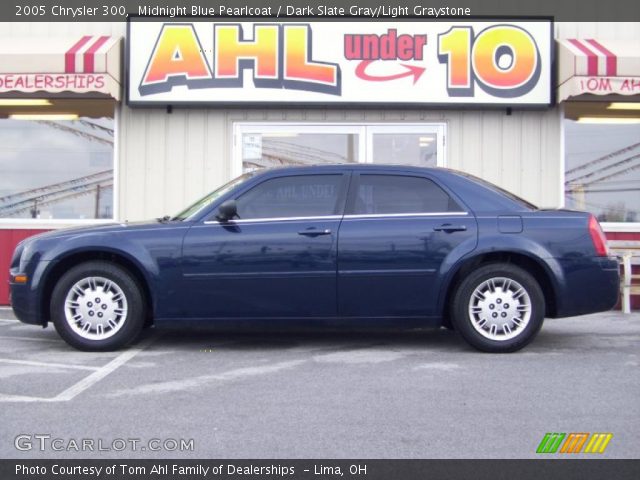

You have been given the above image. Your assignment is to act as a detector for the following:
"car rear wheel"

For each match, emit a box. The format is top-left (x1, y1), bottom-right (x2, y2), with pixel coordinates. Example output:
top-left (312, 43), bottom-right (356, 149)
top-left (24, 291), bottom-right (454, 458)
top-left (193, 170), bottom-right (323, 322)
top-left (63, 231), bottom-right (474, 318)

top-left (451, 263), bottom-right (544, 353)
top-left (51, 261), bottom-right (145, 351)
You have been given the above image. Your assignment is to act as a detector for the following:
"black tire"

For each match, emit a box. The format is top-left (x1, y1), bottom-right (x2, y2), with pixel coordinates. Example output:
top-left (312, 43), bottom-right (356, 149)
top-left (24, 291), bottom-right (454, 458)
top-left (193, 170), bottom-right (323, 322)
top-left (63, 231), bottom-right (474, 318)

top-left (51, 261), bottom-right (145, 351)
top-left (450, 263), bottom-right (545, 353)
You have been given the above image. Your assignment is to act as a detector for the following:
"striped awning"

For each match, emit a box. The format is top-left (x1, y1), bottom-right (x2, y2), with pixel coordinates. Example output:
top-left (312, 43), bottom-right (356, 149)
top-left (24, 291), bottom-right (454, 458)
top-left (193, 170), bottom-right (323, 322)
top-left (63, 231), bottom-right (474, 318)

top-left (0, 36), bottom-right (122, 100)
top-left (558, 39), bottom-right (640, 102)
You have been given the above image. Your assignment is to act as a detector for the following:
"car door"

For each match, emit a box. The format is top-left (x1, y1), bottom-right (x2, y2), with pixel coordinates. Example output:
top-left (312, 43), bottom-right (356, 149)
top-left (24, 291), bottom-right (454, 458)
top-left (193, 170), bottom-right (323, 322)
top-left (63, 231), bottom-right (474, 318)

top-left (337, 172), bottom-right (478, 318)
top-left (181, 172), bottom-right (349, 319)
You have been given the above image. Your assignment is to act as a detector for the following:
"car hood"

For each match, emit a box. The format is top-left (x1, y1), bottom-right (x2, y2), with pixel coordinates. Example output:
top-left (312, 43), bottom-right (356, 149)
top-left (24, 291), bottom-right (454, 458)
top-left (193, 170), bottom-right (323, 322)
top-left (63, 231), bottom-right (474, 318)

top-left (23, 220), bottom-right (184, 243)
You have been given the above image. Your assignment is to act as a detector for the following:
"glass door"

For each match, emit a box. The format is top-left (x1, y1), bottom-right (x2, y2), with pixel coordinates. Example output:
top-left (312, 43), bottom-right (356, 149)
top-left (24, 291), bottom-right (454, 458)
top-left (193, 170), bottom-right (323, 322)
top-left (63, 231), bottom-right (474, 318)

top-left (234, 123), bottom-right (446, 175)
top-left (366, 125), bottom-right (445, 167)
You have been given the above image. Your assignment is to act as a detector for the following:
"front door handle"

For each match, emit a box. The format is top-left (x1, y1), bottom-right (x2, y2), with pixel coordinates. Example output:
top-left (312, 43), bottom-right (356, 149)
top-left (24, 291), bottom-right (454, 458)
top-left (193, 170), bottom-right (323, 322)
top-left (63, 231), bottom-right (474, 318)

top-left (433, 224), bottom-right (467, 233)
top-left (298, 228), bottom-right (332, 237)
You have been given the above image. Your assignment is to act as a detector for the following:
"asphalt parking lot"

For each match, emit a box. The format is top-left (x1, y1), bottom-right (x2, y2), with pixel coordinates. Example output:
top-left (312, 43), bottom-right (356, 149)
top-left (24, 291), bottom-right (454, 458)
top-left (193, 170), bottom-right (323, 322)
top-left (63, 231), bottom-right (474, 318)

top-left (0, 306), bottom-right (638, 459)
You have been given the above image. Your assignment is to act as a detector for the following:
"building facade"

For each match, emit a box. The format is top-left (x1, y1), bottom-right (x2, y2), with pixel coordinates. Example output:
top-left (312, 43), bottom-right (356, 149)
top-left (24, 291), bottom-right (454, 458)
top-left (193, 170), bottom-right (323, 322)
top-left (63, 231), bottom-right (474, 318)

top-left (1, 20), bottom-right (639, 305)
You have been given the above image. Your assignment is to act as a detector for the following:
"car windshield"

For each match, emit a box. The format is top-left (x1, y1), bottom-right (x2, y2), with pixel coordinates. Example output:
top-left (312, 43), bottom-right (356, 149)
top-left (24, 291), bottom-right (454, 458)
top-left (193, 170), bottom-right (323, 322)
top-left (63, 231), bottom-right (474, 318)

top-left (173, 172), bottom-right (255, 221)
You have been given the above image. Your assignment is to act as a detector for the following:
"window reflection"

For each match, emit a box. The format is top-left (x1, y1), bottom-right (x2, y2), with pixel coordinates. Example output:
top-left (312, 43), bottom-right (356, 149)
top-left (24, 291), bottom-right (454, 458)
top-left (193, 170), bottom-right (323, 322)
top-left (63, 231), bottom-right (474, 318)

top-left (242, 133), bottom-right (358, 172)
top-left (564, 118), bottom-right (640, 223)
top-left (0, 116), bottom-right (114, 220)
top-left (372, 133), bottom-right (437, 166)
top-left (236, 175), bottom-right (343, 219)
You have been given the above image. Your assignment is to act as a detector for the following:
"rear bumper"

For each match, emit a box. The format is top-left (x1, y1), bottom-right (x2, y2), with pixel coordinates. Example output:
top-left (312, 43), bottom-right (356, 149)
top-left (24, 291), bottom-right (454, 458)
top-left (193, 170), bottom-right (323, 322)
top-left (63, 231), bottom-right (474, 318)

top-left (554, 256), bottom-right (620, 318)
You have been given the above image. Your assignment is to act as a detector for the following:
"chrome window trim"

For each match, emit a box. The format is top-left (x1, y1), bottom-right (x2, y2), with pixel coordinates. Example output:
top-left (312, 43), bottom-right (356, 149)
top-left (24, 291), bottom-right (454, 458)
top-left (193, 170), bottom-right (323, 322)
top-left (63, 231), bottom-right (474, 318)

top-left (203, 215), bottom-right (342, 225)
top-left (202, 212), bottom-right (468, 225)
top-left (344, 212), bottom-right (469, 219)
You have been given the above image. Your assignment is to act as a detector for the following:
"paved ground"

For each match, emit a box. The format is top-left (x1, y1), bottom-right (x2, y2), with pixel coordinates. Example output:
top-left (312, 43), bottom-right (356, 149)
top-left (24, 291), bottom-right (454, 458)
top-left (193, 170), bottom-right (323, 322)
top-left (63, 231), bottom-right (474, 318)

top-left (0, 306), bottom-right (638, 459)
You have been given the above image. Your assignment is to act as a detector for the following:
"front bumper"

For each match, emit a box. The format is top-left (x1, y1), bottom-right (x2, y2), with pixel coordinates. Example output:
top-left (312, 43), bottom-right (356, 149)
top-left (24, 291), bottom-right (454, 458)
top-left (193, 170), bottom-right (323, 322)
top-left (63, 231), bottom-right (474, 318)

top-left (9, 271), bottom-right (45, 326)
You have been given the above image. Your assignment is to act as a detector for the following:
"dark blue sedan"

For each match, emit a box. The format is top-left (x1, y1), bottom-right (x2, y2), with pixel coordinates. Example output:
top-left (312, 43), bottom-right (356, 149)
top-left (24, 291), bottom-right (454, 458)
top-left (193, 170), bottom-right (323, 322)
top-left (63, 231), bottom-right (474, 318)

top-left (9, 165), bottom-right (619, 352)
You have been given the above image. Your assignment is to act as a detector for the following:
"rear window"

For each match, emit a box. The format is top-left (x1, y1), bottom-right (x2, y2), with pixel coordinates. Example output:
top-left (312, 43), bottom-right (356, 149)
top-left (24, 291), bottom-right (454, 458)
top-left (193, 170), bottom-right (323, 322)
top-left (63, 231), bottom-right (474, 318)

top-left (454, 171), bottom-right (538, 210)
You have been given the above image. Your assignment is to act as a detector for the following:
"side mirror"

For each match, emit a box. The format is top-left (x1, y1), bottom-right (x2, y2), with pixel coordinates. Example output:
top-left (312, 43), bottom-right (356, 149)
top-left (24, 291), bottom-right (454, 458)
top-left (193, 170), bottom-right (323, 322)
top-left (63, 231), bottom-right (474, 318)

top-left (216, 200), bottom-right (238, 222)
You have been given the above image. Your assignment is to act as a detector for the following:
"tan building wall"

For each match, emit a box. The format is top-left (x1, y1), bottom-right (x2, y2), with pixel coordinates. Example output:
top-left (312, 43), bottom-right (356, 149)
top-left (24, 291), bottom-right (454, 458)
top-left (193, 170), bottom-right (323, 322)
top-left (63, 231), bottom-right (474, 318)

top-left (2, 22), bottom-right (639, 221)
top-left (117, 107), bottom-right (562, 220)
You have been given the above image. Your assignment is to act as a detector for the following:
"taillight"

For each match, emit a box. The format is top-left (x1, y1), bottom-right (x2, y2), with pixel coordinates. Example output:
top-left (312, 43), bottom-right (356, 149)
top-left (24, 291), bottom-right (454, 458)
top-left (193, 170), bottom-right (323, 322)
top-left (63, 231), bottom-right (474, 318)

top-left (588, 215), bottom-right (608, 256)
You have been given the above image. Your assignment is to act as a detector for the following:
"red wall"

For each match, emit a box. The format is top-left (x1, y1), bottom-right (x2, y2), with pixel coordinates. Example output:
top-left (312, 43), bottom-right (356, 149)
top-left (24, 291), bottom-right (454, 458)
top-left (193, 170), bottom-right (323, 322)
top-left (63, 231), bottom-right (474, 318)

top-left (605, 232), bottom-right (640, 241)
top-left (0, 229), bottom-right (49, 306)
top-left (1, 228), bottom-right (639, 307)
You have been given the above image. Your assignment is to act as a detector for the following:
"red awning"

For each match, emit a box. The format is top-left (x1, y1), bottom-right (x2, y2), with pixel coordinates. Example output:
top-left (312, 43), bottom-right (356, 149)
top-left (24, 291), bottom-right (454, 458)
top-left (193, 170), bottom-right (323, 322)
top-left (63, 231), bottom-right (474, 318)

top-left (0, 36), bottom-right (122, 100)
top-left (557, 38), bottom-right (640, 102)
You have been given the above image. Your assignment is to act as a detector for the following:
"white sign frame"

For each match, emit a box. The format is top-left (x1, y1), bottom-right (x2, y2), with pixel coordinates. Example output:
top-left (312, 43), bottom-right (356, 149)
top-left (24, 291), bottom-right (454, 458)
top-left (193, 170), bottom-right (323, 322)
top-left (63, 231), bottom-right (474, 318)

top-left (127, 18), bottom-right (554, 107)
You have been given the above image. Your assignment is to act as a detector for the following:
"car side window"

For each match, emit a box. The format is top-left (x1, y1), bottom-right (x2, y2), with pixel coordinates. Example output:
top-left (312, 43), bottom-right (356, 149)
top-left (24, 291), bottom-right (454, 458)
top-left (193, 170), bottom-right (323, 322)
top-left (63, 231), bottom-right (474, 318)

top-left (352, 174), bottom-right (463, 215)
top-left (235, 175), bottom-right (344, 219)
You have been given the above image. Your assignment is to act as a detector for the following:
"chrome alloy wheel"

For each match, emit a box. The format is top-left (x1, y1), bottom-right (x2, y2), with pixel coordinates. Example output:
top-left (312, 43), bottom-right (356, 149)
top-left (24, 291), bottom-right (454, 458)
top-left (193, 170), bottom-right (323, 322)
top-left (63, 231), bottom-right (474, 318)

top-left (468, 277), bottom-right (532, 341)
top-left (64, 276), bottom-right (128, 340)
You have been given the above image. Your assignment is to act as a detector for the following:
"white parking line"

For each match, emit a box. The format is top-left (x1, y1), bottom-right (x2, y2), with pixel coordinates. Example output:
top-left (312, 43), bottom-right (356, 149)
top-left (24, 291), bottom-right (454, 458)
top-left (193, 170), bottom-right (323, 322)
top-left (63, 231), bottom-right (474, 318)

top-left (0, 335), bottom-right (60, 344)
top-left (0, 335), bottom-right (158, 403)
top-left (54, 337), bottom-right (157, 401)
top-left (108, 358), bottom-right (307, 396)
top-left (0, 394), bottom-right (42, 402)
top-left (0, 319), bottom-right (17, 325)
top-left (0, 359), bottom-right (99, 371)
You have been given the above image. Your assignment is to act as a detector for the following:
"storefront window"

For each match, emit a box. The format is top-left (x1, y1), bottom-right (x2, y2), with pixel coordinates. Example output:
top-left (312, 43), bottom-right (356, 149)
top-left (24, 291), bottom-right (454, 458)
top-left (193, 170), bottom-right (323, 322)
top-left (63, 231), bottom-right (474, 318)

top-left (0, 100), bottom-right (115, 221)
top-left (236, 124), bottom-right (445, 174)
top-left (371, 133), bottom-right (437, 166)
top-left (242, 132), bottom-right (358, 171)
top-left (564, 104), bottom-right (640, 224)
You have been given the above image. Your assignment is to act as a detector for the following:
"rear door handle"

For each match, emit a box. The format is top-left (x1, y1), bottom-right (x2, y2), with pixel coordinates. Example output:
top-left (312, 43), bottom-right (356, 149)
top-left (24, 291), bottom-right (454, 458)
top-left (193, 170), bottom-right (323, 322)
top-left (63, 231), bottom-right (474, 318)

top-left (433, 224), bottom-right (467, 233)
top-left (298, 228), bottom-right (332, 237)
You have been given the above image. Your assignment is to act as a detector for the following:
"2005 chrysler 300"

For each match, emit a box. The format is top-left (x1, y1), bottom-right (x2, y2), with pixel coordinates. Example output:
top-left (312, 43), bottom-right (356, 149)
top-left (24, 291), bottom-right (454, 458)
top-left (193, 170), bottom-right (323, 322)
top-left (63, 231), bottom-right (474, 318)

top-left (9, 165), bottom-right (620, 352)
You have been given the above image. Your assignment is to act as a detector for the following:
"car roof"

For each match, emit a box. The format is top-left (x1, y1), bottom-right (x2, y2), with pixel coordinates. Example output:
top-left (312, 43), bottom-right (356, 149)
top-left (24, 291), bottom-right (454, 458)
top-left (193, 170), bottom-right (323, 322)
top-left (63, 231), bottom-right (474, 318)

top-left (252, 163), bottom-right (453, 176)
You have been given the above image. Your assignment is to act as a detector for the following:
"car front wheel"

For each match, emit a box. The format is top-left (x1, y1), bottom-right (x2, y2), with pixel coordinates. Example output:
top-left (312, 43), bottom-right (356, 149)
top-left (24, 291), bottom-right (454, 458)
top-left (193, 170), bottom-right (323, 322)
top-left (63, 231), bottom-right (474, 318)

top-left (451, 263), bottom-right (545, 353)
top-left (51, 261), bottom-right (145, 351)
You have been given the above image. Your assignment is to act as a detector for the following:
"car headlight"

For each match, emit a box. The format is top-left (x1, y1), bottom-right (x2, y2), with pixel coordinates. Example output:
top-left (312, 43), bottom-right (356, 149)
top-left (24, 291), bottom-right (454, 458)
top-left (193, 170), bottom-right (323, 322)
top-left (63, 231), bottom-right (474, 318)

top-left (11, 238), bottom-right (37, 273)
top-left (10, 241), bottom-right (25, 270)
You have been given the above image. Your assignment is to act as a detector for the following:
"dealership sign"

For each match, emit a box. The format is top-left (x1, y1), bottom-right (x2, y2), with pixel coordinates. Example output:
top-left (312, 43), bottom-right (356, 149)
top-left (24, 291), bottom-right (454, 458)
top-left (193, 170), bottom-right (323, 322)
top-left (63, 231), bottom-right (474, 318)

top-left (127, 20), bottom-right (552, 106)
top-left (0, 74), bottom-right (108, 92)
top-left (0, 36), bottom-right (122, 100)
